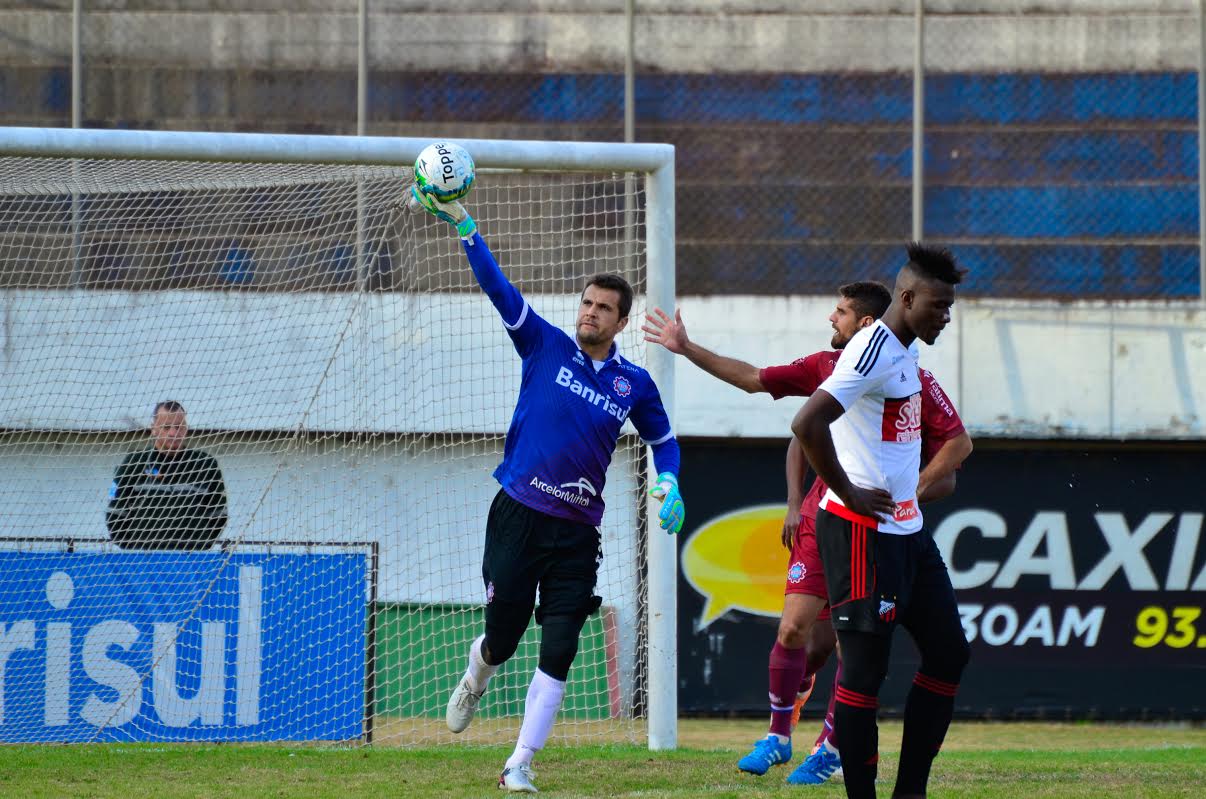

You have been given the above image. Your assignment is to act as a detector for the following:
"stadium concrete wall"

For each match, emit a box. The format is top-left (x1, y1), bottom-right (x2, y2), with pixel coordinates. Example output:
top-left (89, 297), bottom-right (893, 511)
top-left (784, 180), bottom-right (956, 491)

top-left (1, 292), bottom-right (1202, 439)
top-left (1, 2), bottom-right (1196, 74)
top-left (672, 295), bottom-right (1206, 440)
top-left (0, 429), bottom-right (643, 610)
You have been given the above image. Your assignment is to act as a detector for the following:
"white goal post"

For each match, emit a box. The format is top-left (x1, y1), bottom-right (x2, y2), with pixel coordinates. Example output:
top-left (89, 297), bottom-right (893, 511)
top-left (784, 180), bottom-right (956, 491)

top-left (0, 127), bottom-right (677, 750)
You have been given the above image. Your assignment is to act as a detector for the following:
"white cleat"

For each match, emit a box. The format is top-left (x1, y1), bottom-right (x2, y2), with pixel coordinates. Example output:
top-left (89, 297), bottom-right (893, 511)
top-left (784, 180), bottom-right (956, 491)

top-left (499, 764), bottom-right (538, 793)
top-left (446, 675), bottom-right (484, 733)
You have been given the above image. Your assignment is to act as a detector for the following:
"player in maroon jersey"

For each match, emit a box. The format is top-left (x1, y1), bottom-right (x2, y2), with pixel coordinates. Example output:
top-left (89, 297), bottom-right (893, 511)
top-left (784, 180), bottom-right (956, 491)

top-left (642, 281), bottom-right (972, 785)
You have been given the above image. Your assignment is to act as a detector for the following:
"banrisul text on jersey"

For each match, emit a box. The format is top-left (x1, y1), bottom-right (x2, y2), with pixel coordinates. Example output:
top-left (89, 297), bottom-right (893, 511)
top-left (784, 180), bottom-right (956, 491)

top-left (461, 233), bottom-right (678, 526)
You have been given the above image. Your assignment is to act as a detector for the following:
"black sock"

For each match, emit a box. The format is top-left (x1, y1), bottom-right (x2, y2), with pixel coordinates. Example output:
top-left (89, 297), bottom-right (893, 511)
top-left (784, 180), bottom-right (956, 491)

top-left (834, 686), bottom-right (880, 799)
top-left (894, 672), bottom-right (958, 796)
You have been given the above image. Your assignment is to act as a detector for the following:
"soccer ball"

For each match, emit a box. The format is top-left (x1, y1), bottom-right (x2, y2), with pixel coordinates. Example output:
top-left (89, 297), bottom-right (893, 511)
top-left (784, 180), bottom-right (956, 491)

top-left (413, 142), bottom-right (476, 202)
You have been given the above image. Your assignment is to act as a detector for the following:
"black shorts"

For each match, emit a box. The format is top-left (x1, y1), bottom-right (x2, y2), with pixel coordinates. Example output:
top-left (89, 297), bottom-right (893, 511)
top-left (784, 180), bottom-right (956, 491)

top-left (816, 507), bottom-right (956, 636)
top-left (482, 488), bottom-right (603, 623)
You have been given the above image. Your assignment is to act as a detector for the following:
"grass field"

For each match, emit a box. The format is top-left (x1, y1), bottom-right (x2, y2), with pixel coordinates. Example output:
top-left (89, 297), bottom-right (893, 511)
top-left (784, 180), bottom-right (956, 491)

top-left (3, 719), bottom-right (1203, 798)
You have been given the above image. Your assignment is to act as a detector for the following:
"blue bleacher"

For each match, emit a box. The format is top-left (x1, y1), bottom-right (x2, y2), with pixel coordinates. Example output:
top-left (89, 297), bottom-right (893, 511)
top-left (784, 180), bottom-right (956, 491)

top-left (381, 72), bottom-right (1195, 126)
top-left (6, 67), bottom-right (1198, 297)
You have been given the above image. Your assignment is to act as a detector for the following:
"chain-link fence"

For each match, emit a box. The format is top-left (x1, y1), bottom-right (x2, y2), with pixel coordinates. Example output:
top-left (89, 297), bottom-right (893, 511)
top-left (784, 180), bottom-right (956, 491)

top-left (925, 2), bottom-right (1199, 299)
top-left (0, 0), bottom-right (1201, 299)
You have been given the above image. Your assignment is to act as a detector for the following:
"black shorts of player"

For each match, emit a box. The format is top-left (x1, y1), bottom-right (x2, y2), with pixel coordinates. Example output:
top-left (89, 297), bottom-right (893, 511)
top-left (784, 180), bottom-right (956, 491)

top-left (482, 488), bottom-right (603, 625)
top-left (816, 506), bottom-right (956, 636)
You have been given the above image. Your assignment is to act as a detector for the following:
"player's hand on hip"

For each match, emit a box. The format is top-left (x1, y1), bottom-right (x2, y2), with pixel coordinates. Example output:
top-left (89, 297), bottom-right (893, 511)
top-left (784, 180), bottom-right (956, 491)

top-left (841, 485), bottom-right (897, 522)
top-left (649, 472), bottom-right (685, 535)
top-left (781, 505), bottom-right (801, 549)
top-left (641, 308), bottom-right (689, 355)
top-left (406, 183), bottom-right (477, 238)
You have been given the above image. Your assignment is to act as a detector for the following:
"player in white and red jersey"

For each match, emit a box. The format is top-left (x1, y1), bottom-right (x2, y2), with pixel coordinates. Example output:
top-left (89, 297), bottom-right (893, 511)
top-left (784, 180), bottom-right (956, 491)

top-left (783, 363), bottom-right (970, 785)
top-left (792, 244), bottom-right (970, 799)
top-left (643, 282), bottom-right (971, 783)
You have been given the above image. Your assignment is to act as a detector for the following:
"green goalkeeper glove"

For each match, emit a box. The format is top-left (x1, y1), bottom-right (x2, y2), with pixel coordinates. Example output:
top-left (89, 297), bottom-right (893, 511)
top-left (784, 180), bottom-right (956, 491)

top-left (408, 184), bottom-right (477, 238)
top-left (649, 472), bottom-right (685, 535)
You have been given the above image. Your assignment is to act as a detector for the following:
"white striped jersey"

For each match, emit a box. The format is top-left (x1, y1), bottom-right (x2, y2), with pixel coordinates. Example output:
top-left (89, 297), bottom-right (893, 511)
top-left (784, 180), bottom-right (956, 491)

top-left (816, 320), bottom-right (924, 535)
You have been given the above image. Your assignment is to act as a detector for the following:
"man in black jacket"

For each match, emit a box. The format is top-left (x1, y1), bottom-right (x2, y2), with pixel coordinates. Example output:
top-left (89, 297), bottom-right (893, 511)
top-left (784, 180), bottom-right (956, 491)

top-left (106, 400), bottom-right (228, 550)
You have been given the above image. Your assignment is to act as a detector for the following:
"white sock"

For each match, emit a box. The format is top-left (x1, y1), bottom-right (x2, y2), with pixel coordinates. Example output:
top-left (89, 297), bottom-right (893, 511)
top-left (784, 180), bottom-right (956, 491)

top-left (822, 737), bottom-right (839, 755)
top-left (505, 668), bottom-right (566, 769)
top-left (465, 634), bottom-right (498, 693)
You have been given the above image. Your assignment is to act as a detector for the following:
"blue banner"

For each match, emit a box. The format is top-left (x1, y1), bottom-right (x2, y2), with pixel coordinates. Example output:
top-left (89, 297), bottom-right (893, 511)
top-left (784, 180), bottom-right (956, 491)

top-left (0, 552), bottom-right (366, 742)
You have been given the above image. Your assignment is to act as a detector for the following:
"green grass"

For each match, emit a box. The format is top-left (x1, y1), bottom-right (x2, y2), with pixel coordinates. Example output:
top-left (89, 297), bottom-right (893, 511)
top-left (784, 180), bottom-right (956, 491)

top-left (2, 720), bottom-right (1203, 798)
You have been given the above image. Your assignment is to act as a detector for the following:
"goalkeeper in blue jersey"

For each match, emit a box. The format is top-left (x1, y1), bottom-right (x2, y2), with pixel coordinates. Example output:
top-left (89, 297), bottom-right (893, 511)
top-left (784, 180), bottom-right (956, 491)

top-left (411, 184), bottom-right (684, 793)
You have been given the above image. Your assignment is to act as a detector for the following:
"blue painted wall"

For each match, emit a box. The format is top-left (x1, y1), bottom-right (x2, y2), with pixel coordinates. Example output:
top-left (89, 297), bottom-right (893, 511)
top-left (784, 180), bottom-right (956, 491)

top-left (2, 69), bottom-right (1198, 298)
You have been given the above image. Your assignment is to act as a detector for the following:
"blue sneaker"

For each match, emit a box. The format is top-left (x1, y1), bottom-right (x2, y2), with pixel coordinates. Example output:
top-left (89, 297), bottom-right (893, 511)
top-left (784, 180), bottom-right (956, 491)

top-left (737, 735), bottom-right (792, 775)
top-left (785, 744), bottom-right (842, 785)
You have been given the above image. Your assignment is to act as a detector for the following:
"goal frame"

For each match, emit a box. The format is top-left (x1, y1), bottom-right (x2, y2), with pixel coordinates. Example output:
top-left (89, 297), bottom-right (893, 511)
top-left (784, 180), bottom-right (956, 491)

top-left (0, 126), bottom-right (679, 750)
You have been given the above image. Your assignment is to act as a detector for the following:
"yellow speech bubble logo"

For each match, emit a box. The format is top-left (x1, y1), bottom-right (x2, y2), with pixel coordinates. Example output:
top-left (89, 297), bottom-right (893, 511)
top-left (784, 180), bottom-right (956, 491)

top-left (680, 504), bottom-right (791, 630)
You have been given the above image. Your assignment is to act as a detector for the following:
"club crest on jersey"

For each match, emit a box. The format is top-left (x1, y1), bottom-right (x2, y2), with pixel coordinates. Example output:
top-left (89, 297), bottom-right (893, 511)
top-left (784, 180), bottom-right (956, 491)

top-left (878, 599), bottom-right (896, 623)
top-left (787, 561), bottom-right (807, 583)
top-left (612, 375), bottom-right (632, 397)
top-left (486, 581), bottom-right (495, 605)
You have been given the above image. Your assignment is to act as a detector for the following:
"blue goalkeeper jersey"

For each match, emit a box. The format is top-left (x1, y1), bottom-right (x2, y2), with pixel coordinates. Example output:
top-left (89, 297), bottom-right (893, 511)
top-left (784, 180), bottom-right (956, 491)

top-left (463, 233), bottom-right (679, 526)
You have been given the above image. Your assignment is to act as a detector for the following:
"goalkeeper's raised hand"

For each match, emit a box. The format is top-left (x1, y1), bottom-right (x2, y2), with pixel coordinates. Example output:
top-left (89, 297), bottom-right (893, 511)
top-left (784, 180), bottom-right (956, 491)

top-left (649, 472), bottom-right (685, 535)
top-left (408, 184), bottom-right (477, 238)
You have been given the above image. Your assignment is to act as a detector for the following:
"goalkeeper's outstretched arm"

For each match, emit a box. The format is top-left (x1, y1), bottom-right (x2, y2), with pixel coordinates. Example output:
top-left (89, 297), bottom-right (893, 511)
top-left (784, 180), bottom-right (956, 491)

top-left (461, 229), bottom-right (527, 330)
top-left (410, 186), bottom-right (529, 333)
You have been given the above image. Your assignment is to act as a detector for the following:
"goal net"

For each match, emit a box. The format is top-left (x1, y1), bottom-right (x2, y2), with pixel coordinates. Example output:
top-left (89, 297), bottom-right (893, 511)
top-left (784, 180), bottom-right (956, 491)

top-left (0, 129), bottom-right (676, 747)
